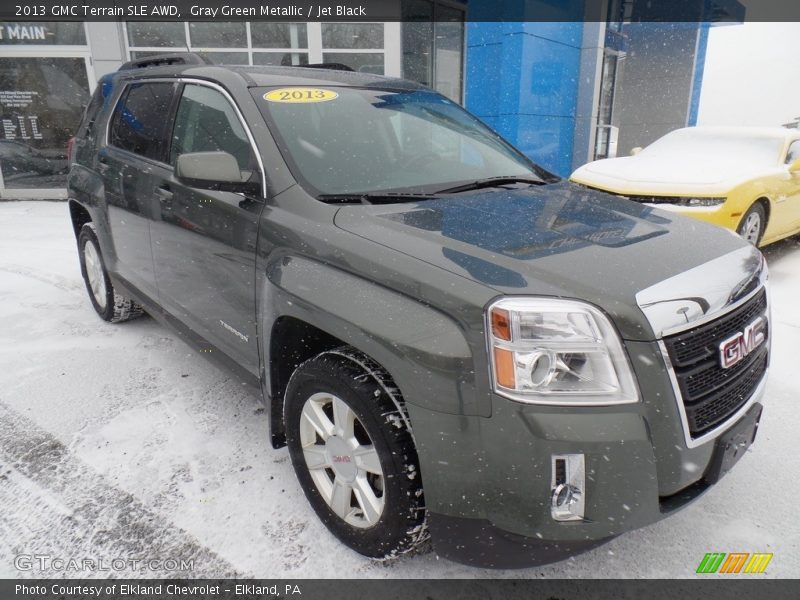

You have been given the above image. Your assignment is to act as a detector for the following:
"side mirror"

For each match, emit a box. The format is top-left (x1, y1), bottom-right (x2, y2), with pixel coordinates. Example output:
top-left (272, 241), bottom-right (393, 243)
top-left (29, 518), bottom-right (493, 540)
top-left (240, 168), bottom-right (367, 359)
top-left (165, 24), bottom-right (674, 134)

top-left (176, 151), bottom-right (258, 194)
top-left (788, 157), bottom-right (800, 173)
top-left (630, 147), bottom-right (643, 156)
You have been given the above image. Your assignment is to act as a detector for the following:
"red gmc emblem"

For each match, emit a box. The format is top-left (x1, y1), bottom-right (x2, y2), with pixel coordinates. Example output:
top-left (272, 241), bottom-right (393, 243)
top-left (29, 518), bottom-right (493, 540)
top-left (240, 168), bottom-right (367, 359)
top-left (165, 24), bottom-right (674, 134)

top-left (719, 316), bottom-right (766, 369)
top-left (332, 456), bottom-right (351, 464)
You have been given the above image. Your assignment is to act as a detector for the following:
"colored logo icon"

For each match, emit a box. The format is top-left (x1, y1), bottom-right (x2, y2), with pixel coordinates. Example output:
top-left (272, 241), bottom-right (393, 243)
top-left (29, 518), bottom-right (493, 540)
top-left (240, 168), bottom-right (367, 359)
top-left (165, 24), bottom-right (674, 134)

top-left (696, 552), bottom-right (773, 574)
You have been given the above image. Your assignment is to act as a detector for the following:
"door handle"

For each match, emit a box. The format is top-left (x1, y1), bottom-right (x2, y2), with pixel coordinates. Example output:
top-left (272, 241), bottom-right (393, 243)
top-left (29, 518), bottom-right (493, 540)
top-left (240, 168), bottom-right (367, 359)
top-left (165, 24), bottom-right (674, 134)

top-left (156, 185), bottom-right (173, 203)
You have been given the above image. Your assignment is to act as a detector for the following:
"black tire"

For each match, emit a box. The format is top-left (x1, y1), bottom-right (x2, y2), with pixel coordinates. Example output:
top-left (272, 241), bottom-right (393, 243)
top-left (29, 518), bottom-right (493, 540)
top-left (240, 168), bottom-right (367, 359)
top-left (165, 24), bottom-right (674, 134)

top-left (78, 223), bottom-right (144, 323)
top-left (736, 203), bottom-right (766, 246)
top-left (284, 346), bottom-right (428, 559)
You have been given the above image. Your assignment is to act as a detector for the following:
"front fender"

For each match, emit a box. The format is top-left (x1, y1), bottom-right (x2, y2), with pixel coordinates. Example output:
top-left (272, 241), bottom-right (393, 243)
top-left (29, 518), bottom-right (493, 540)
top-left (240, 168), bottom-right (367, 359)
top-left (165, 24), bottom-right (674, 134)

top-left (260, 254), bottom-right (479, 418)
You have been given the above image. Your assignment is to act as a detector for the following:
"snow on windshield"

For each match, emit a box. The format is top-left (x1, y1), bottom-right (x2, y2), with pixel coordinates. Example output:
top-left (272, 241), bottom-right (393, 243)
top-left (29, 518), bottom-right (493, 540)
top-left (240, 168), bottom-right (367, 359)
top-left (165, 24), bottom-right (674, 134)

top-left (640, 129), bottom-right (784, 167)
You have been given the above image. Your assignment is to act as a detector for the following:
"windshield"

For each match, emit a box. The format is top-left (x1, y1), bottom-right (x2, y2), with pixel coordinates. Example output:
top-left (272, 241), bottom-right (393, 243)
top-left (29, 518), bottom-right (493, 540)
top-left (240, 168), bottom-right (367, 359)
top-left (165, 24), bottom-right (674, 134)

top-left (253, 86), bottom-right (550, 196)
top-left (641, 129), bottom-right (784, 167)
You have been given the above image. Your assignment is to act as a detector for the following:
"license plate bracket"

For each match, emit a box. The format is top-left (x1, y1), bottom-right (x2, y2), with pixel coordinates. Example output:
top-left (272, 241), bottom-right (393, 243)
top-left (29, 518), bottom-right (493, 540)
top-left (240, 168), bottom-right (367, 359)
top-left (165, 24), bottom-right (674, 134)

top-left (703, 404), bottom-right (762, 485)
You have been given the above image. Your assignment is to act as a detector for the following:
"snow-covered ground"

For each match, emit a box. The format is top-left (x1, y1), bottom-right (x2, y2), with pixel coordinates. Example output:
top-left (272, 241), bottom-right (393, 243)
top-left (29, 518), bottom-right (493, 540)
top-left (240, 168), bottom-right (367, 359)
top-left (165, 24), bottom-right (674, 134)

top-left (1, 200), bottom-right (798, 578)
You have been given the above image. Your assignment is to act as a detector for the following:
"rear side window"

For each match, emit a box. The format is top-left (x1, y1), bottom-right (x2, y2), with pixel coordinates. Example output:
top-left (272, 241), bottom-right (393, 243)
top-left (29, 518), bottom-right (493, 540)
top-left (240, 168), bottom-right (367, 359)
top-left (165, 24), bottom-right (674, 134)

top-left (786, 140), bottom-right (800, 165)
top-left (76, 82), bottom-right (107, 140)
top-left (109, 82), bottom-right (174, 161)
top-left (169, 84), bottom-right (253, 170)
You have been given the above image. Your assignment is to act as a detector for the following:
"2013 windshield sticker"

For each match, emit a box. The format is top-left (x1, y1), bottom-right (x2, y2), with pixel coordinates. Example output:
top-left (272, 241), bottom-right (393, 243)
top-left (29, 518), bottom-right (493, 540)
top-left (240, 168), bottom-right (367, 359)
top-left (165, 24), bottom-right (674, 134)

top-left (263, 88), bottom-right (339, 103)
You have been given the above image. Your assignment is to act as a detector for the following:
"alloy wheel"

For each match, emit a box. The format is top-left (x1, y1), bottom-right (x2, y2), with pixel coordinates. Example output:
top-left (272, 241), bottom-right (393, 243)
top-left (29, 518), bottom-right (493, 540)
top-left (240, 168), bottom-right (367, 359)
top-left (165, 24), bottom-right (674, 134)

top-left (299, 392), bottom-right (385, 528)
top-left (83, 240), bottom-right (107, 309)
top-left (741, 212), bottom-right (762, 245)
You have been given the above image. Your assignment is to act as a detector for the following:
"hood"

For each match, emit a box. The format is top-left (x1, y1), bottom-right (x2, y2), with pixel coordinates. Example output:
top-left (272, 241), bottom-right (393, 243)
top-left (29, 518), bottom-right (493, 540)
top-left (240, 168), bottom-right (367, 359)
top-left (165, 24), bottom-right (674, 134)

top-left (333, 181), bottom-right (749, 341)
top-left (571, 155), bottom-right (780, 196)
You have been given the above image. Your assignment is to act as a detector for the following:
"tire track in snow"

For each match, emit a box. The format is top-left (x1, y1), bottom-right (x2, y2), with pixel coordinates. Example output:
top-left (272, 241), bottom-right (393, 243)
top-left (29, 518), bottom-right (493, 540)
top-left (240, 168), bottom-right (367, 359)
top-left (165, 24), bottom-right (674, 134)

top-left (0, 401), bottom-right (239, 578)
top-left (0, 265), bottom-right (82, 294)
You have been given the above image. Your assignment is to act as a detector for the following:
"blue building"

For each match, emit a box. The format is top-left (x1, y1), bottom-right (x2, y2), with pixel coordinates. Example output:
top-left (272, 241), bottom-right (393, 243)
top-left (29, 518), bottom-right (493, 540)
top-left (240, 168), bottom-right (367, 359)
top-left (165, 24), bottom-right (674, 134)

top-left (461, 0), bottom-right (743, 176)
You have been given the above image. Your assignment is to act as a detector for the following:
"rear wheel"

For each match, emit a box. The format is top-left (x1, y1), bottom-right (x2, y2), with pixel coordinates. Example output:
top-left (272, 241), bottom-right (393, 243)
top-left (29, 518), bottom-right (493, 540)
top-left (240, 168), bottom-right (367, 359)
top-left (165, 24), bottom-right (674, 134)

top-left (284, 347), bottom-right (427, 559)
top-left (737, 203), bottom-right (766, 246)
top-left (78, 223), bottom-right (143, 323)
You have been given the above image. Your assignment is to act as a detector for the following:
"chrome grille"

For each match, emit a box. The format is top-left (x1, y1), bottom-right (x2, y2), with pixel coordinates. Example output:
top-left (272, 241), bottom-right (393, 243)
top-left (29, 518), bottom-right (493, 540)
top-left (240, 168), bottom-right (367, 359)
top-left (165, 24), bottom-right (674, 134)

top-left (663, 289), bottom-right (768, 438)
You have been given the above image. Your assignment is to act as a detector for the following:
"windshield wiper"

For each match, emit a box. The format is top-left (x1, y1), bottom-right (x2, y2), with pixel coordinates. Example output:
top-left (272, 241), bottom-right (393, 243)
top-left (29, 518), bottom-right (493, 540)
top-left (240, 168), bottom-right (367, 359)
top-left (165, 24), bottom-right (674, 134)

top-left (317, 192), bottom-right (434, 205)
top-left (434, 176), bottom-right (547, 194)
top-left (318, 176), bottom-right (549, 203)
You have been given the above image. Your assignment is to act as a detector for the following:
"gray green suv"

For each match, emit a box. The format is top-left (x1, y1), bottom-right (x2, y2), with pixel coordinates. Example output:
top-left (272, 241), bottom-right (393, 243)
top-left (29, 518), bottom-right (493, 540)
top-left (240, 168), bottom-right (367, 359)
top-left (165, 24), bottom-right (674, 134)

top-left (67, 53), bottom-right (769, 568)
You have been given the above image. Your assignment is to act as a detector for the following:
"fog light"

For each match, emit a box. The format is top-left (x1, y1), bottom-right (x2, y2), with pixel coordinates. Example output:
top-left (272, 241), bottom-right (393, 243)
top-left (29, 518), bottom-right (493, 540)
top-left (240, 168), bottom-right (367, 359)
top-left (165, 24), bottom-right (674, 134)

top-left (552, 483), bottom-right (581, 508)
top-left (551, 454), bottom-right (585, 521)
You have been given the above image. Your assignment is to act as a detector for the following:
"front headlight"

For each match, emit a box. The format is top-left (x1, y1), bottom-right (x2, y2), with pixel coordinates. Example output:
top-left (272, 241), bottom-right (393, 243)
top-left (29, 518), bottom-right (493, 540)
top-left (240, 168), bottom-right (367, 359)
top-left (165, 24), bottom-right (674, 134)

top-left (487, 298), bottom-right (639, 405)
top-left (673, 197), bottom-right (725, 207)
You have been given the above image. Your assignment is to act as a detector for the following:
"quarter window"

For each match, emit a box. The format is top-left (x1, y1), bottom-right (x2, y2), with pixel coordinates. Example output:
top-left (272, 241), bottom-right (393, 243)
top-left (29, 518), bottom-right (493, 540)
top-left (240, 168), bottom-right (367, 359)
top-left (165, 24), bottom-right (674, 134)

top-left (785, 140), bottom-right (800, 165)
top-left (109, 82), bottom-right (174, 160)
top-left (169, 84), bottom-right (253, 171)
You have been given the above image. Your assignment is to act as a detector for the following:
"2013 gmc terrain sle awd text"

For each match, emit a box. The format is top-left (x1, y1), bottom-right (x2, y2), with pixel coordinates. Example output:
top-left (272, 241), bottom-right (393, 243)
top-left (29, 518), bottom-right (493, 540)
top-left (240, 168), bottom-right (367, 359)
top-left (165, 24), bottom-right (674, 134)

top-left (66, 53), bottom-right (770, 568)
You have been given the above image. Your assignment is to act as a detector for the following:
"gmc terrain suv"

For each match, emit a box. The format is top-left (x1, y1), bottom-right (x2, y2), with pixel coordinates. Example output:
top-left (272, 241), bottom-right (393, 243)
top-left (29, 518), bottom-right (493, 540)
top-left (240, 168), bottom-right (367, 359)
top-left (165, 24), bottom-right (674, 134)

top-left (67, 53), bottom-right (770, 568)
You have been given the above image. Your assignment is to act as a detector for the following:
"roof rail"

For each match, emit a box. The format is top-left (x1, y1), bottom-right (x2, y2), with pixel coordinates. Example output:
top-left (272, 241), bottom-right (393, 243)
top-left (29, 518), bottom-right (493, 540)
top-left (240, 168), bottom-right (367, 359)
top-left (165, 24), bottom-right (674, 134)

top-left (302, 63), bottom-right (355, 72)
top-left (119, 52), bottom-right (213, 71)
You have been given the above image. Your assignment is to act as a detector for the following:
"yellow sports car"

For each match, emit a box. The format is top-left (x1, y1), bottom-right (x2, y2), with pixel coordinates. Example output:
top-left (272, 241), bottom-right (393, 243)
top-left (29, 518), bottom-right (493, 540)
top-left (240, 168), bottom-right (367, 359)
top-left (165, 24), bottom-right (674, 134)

top-left (570, 127), bottom-right (800, 246)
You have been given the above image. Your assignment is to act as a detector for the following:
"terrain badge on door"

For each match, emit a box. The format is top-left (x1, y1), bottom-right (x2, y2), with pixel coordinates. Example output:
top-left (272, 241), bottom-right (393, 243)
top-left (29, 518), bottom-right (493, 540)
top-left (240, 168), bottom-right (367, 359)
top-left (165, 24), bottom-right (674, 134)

top-left (219, 320), bottom-right (249, 343)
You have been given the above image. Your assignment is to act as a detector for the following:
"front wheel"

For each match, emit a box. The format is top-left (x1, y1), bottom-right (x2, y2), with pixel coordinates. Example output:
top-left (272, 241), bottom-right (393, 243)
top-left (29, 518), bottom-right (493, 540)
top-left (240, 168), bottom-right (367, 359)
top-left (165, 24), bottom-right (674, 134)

top-left (737, 203), bottom-right (766, 246)
top-left (284, 347), bottom-right (427, 559)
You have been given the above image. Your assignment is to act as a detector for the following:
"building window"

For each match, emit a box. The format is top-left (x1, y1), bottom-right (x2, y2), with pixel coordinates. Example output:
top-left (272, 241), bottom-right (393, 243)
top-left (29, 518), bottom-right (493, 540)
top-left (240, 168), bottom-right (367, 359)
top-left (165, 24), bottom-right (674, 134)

top-left (251, 23), bottom-right (309, 66)
top-left (0, 23), bottom-right (91, 191)
top-left (0, 21), bottom-right (86, 45)
top-left (594, 51), bottom-right (621, 160)
top-left (0, 57), bottom-right (90, 189)
top-left (126, 21), bottom-right (184, 48)
top-left (252, 52), bottom-right (309, 67)
top-left (401, 1), bottom-right (465, 102)
top-left (189, 22), bottom-right (247, 48)
top-left (251, 23), bottom-right (308, 48)
top-left (321, 52), bottom-right (383, 74)
top-left (402, 2), bottom-right (433, 87)
top-left (194, 51), bottom-right (250, 66)
top-left (125, 22), bottom-right (384, 71)
top-left (322, 23), bottom-right (384, 49)
top-left (321, 23), bottom-right (384, 74)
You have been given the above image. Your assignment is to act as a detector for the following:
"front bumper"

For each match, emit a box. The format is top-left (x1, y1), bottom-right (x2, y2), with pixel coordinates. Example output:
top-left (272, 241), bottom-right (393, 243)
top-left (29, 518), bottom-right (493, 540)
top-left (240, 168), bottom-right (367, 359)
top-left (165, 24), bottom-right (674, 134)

top-left (407, 339), bottom-right (766, 568)
top-left (426, 513), bottom-right (615, 569)
top-left (428, 396), bottom-right (761, 569)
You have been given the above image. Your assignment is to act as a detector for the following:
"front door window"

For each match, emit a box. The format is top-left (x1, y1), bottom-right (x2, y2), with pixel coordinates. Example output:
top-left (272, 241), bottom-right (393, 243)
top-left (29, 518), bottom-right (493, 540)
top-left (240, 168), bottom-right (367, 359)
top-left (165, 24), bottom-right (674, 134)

top-left (169, 84), bottom-right (254, 171)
